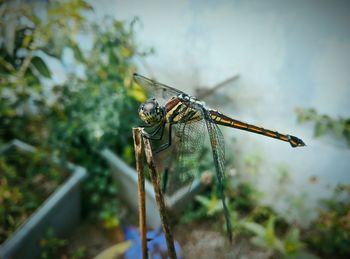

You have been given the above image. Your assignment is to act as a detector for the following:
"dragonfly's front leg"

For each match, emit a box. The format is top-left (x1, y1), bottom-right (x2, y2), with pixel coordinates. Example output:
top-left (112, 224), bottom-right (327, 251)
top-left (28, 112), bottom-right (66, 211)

top-left (154, 124), bottom-right (172, 154)
top-left (141, 122), bottom-right (165, 140)
top-left (142, 124), bottom-right (172, 194)
top-left (141, 122), bottom-right (173, 153)
top-left (162, 167), bottom-right (169, 193)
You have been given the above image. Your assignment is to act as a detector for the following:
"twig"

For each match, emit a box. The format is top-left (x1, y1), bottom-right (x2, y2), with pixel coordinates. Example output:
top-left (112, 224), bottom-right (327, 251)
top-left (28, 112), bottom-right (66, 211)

top-left (197, 73), bottom-right (240, 99)
top-left (133, 128), bottom-right (148, 259)
top-left (143, 136), bottom-right (177, 259)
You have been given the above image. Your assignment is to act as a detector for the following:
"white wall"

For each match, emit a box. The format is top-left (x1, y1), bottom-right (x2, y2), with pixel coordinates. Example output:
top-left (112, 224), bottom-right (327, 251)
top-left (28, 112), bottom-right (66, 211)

top-left (88, 0), bottom-right (350, 223)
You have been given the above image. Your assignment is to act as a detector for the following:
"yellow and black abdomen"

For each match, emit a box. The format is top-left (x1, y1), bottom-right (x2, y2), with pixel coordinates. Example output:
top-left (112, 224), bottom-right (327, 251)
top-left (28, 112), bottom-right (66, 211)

top-left (210, 110), bottom-right (305, 148)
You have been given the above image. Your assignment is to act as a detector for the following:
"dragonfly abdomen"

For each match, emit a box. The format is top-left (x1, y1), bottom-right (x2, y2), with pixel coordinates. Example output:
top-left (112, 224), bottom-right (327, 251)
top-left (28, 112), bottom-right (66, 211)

top-left (210, 110), bottom-right (305, 148)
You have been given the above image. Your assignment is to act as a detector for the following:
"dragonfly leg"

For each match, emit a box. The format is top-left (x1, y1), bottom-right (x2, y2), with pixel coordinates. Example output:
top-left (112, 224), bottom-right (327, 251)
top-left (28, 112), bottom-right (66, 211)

top-left (140, 124), bottom-right (153, 128)
top-left (141, 123), bottom-right (165, 140)
top-left (161, 167), bottom-right (169, 193)
top-left (154, 124), bottom-right (172, 154)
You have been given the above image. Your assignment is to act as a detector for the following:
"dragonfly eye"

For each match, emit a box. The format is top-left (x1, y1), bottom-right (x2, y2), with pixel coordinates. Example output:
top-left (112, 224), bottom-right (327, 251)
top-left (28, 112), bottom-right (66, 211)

top-left (138, 98), bottom-right (164, 125)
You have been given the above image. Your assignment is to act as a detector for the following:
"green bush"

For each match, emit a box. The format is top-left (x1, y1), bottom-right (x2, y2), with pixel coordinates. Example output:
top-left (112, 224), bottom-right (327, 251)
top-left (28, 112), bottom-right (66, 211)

top-left (306, 184), bottom-right (350, 257)
top-left (0, 0), bottom-right (147, 228)
top-left (0, 149), bottom-right (68, 243)
top-left (0, 0), bottom-right (91, 145)
top-left (296, 108), bottom-right (350, 146)
top-left (242, 216), bottom-right (312, 258)
top-left (39, 228), bottom-right (68, 259)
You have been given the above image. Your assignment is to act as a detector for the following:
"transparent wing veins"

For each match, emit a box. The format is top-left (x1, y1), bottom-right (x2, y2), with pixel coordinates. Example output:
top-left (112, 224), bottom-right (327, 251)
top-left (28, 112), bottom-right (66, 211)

top-left (133, 73), bottom-right (185, 104)
top-left (203, 108), bottom-right (232, 241)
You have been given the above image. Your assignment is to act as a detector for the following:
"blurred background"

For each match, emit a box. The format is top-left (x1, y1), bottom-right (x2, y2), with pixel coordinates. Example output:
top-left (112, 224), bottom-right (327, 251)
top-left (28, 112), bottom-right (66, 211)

top-left (1, 0), bottom-right (349, 258)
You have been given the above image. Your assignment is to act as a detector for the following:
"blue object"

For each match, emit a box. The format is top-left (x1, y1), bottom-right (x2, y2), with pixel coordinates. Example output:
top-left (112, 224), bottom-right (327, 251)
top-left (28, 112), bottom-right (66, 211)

top-left (123, 226), bottom-right (182, 259)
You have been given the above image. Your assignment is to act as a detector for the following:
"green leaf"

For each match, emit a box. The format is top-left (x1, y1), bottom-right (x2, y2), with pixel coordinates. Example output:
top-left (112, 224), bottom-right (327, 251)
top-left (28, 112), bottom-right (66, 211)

top-left (251, 236), bottom-right (266, 247)
top-left (70, 41), bottom-right (85, 62)
top-left (242, 221), bottom-right (266, 236)
top-left (266, 215), bottom-right (275, 235)
top-left (314, 121), bottom-right (327, 137)
top-left (4, 16), bottom-right (16, 56)
top-left (94, 241), bottom-right (132, 259)
top-left (195, 195), bottom-right (210, 206)
top-left (283, 228), bottom-right (305, 255)
top-left (332, 121), bottom-right (345, 137)
top-left (31, 56), bottom-right (51, 78)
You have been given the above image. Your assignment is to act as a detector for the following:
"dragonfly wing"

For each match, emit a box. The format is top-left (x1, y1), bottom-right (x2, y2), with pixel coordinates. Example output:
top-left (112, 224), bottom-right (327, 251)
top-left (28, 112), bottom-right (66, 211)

top-left (160, 98), bottom-right (207, 194)
top-left (177, 118), bottom-right (207, 174)
top-left (162, 117), bottom-right (207, 194)
top-left (203, 108), bottom-right (232, 241)
top-left (133, 73), bottom-right (186, 105)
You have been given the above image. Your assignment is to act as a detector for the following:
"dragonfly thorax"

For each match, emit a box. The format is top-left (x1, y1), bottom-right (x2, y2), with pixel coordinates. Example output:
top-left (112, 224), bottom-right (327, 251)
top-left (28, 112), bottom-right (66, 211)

top-left (139, 98), bottom-right (165, 125)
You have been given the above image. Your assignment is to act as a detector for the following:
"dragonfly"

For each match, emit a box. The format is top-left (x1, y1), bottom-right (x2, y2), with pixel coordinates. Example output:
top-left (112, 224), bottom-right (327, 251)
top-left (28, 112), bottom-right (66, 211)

top-left (134, 73), bottom-right (305, 242)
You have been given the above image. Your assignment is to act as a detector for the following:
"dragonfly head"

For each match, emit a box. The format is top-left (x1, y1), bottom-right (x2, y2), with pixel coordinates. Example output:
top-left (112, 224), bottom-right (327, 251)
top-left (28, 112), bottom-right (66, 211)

top-left (139, 98), bottom-right (165, 125)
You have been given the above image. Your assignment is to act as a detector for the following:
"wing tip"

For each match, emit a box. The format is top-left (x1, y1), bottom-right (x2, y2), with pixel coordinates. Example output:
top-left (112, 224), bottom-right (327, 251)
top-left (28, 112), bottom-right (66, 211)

top-left (133, 73), bottom-right (154, 84)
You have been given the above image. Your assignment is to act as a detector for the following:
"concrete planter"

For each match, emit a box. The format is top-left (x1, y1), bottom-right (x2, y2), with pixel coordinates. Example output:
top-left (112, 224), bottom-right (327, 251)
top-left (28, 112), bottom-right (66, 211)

top-left (0, 140), bottom-right (87, 259)
top-left (100, 148), bottom-right (209, 230)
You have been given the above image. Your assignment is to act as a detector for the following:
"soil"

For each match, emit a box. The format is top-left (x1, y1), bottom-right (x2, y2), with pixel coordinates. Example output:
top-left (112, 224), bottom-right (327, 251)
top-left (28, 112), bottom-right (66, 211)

top-left (65, 221), bottom-right (124, 258)
top-left (65, 218), bottom-right (270, 259)
top-left (64, 200), bottom-right (271, 258)
top-left (174, 220), bottom-right (270, 259)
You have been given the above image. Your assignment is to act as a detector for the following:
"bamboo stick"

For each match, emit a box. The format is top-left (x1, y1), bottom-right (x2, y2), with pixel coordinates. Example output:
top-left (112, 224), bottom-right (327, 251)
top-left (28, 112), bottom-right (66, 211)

top-left (133, 128), bottom-right (148, 259)
top-left (143, 136), bottom-right (177, 259)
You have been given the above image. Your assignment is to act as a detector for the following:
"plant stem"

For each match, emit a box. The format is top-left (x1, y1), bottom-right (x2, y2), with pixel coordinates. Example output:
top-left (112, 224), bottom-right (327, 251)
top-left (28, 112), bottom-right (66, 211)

top-left (133, 128), bottom-right (148, 259)
top-left (143, 135), bottom-right (177, 259)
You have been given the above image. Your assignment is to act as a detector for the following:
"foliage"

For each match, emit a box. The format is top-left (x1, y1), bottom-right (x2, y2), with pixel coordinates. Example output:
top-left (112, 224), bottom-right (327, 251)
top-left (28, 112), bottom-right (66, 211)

top-left (94, 241), bottom-right (132, 259)
top-left (48, 16), bottom-right (145, 225)
top-left (0, 0), bottom-right (92, 145)
top-left (180, 167), bottom-right (264, 229)
top-left (0, 0), bottom-right (146, 230)
top-left (180, 155), bottom-right (315, 257)
top-left (0, 148), bottom-right (68, 243)
top-left (39, 228), bottom-right (68, 259)
top-left (179, 200), bottom-right (211, 224)
top-left (242, 216), bottom-right (284, 255)
top-left (229, 178), bottom-right (260, 213)
top-left (242, 216), bottom-right (311, 258)
top-left (71, 246), bottom-right (87, 259)
top-left (296, 108), bottom-right (350, 257)
top-left (306, 184), bottom-right (350, 257)
top-left (176, 138), bottom-right (237, 223)
top-left (179, 186), bottom-right (218, 224)
top-left (39, 228), bottom-right (86, 259)
top-left (296, 108), bottom-right (350, 146)
top-left (195, 193), bottom-right (224, 217)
